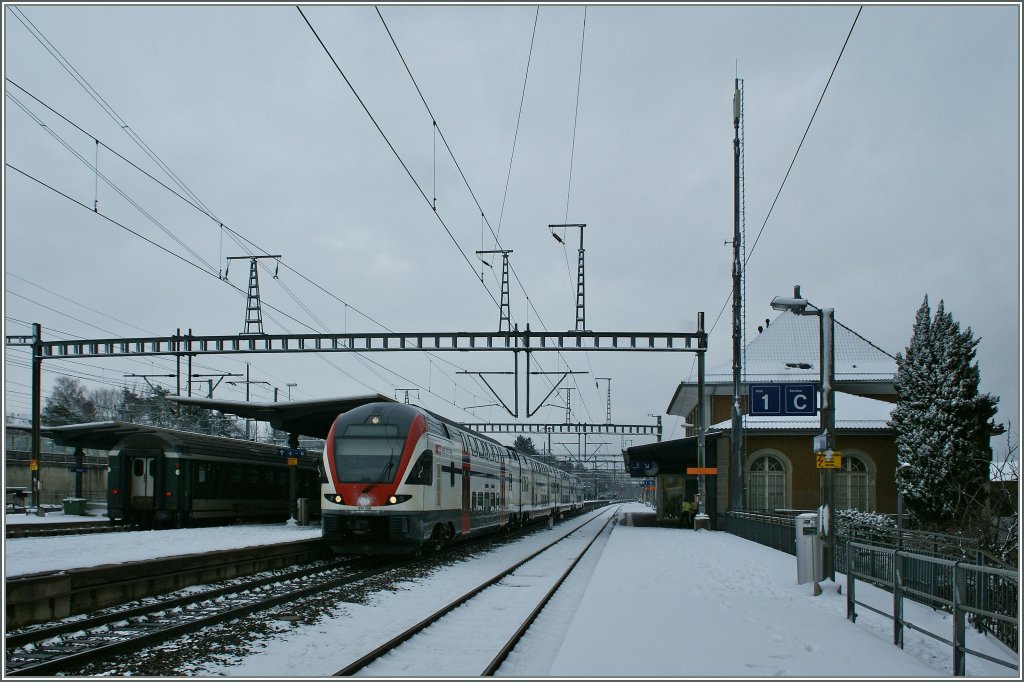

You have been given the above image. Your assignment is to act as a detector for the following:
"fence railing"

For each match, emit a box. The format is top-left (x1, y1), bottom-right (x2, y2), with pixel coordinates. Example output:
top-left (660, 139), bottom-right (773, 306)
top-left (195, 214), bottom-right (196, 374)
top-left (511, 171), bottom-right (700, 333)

top-left (720, 510), bottom-right (798, 555)
top-left (846, 541), bottom-right (1018, 675)
top-left (724, 511), bottom-right (1019, 655)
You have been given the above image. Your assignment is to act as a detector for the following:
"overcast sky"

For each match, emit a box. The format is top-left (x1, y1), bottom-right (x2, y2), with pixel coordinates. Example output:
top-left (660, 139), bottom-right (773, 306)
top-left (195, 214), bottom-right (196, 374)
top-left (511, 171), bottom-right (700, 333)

top-left (3, 2), bottom-right (1020, 461)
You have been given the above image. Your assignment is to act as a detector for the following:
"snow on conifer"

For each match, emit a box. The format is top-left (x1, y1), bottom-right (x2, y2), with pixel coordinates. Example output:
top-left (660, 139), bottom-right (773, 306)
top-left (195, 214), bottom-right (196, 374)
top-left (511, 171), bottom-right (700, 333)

top-left (889, 296), bottom-right (998, 530)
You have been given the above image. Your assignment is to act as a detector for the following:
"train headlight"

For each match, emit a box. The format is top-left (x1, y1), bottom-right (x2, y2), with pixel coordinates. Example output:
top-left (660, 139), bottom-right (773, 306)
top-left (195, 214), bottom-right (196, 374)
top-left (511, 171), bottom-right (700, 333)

top-left (333, 495), bottom-right (343, 504)
top-left (389, 495), bottom-right (397, 504)
top-left (386, 495), bottom-right (412, 505)
top-left (357, 494), bottom-right (372, 507)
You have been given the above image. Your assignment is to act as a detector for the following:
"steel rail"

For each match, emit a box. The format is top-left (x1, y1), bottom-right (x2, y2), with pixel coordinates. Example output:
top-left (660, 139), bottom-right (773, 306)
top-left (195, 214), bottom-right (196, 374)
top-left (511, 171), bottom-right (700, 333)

top-left (481, 508), bottom-right (619, 675)
top-left (334, 505), bottom-right (620, 676)
top-left (5, 557), bottom-right (351, 649)
top-left (5, 557), bottom-right (404, 676)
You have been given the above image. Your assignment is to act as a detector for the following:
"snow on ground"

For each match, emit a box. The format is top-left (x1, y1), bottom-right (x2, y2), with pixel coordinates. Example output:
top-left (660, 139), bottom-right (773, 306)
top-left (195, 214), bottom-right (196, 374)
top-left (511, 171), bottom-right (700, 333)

top-left (2, 503), bottom-right (1019, 677)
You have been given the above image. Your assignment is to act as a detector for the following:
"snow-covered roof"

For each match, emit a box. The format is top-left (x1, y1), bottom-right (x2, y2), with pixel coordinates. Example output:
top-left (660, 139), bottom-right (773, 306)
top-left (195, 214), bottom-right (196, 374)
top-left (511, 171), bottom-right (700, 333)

top-left (668, 310), bottom-right (897, 418)
top-left (710, 391), bottom-right (895, 432)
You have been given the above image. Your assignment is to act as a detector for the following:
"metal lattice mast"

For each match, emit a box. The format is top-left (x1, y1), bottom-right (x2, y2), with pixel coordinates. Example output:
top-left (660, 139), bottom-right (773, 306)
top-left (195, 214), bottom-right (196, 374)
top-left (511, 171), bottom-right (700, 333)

top-left (730, 78), bottom-right (745, 511)
top-left (225, 255), bottom-right (281, 336)
top-left (244, 260), bottom-right (263, 334)
top-left (548, 223), bottom-right (587, 331)
top-left (475, 249), bottom-right (513, 333)
top-left (500, 252), bottom-right (511, 332)
top-left (575, 235), bottom-right (585, 331)
top-left (596, 377), bottom-right (612, 424)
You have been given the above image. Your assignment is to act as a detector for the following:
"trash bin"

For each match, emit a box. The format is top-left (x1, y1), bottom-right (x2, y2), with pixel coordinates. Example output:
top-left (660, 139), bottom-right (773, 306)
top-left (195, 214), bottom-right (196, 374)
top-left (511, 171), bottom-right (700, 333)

top-left (795, 512), bottom-right (822, 584)
top-left (297, 498), bottom-right (311, 526)
top-left (62, 497), bottom-right (88, 515)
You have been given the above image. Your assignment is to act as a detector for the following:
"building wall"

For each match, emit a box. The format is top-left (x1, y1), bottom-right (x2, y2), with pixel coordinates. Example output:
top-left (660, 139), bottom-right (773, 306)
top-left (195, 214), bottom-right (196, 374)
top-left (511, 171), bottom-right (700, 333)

top-left (710, 432), bottom-right (898, 515)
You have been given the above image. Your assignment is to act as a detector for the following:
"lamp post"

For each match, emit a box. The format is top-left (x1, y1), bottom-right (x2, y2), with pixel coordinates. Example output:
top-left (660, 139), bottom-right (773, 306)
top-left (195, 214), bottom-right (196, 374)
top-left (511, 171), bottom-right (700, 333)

top-left (771, 286), bottom-right (836, 583)
top-left (895, 461), bottom-right (911, 552)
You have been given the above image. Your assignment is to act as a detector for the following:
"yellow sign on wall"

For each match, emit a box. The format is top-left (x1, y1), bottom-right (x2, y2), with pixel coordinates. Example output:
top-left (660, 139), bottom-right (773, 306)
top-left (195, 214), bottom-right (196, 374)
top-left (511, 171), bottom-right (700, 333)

top-left (815, 453), bottom-right (842, 469)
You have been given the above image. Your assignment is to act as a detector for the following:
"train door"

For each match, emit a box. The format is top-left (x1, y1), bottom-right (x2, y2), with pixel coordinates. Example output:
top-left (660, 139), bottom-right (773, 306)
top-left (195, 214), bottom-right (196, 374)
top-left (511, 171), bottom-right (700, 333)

top-left (129, 456), bottom-right (155, 511)
top-left (460, 443), bottom-right (471, 534)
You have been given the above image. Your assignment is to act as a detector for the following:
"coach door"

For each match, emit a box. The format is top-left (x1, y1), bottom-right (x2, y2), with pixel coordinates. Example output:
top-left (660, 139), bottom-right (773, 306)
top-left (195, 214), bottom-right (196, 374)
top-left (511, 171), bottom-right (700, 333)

top-left (129, 454), bottom-right (156, 510)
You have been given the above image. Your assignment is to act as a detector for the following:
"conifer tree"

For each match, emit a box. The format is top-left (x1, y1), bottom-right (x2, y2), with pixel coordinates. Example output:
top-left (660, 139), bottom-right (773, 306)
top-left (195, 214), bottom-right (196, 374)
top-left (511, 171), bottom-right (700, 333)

top-left (889, 297), bottom-right (998, 530)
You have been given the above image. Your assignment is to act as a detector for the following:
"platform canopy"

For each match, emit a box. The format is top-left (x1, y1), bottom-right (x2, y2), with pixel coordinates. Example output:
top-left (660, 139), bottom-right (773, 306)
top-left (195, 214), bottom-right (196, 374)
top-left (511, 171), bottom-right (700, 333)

top-left (622, 431), bottom-right (723, 478)
top-left (164, 393), bottom-right (396, 440)
top-left (42, 421), bottom-right (288, 457)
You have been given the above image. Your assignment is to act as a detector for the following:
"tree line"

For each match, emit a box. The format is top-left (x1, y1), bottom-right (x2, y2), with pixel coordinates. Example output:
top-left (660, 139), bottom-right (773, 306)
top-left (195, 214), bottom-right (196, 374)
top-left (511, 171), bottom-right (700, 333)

top-left (37, 377), bottom-right (247, 439)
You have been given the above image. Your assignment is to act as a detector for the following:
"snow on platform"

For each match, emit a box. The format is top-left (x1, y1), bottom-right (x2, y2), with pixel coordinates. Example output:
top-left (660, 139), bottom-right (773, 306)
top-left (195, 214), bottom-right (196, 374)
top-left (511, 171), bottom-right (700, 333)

top-left (3, 522), bottom-right (321, 577)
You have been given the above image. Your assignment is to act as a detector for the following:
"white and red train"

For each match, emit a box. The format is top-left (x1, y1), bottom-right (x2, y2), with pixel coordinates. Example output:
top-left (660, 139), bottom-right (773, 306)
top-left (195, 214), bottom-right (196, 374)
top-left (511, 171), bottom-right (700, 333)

top-left (321, 402), bottom-right (584, 555)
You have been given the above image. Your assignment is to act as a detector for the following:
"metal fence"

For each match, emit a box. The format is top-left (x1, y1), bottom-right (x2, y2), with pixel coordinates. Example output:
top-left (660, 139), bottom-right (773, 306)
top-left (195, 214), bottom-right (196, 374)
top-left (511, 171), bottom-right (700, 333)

top-left (846, 541), bottom-right (1018, 675)
top-left (723, 511), bottom-right (1019, 656)
top-left (720, 510), bottom-right (797, 554)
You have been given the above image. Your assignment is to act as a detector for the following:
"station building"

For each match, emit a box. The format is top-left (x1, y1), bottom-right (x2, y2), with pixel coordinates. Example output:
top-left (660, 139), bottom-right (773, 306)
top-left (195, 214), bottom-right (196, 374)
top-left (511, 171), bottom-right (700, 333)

top-left (624, 309), bottom-right (900, 526)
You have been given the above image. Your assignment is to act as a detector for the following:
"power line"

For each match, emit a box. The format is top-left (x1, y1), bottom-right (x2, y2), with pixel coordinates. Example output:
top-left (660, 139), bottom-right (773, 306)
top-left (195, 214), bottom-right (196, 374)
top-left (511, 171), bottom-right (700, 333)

top-left (744, 5), bottom-right (863, 264)
top-left (297, 6), bottom-right (495, 307)
top-left (372, 6), bottom-right (598, 424)
top-left (9, 5), bottom-right (220, 221)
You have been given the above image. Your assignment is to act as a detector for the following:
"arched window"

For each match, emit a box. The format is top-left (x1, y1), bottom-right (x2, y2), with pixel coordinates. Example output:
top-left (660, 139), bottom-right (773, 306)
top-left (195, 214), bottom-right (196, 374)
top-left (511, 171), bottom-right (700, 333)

top-left (834, 455), bottom-right (869, 511)
top-left (748, 455), bottom-right (785, 511)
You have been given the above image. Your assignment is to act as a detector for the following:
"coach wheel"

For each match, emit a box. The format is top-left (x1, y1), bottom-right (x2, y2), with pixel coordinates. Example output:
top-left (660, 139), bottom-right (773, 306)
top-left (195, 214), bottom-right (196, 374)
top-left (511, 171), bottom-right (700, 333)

top-left (430, 525), bottom-right (445, 553)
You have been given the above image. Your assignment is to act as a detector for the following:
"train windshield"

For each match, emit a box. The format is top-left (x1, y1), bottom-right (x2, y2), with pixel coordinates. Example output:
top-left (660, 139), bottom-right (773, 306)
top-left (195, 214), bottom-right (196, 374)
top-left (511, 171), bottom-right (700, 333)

top-left (334, 424), bottom-right (405, 483)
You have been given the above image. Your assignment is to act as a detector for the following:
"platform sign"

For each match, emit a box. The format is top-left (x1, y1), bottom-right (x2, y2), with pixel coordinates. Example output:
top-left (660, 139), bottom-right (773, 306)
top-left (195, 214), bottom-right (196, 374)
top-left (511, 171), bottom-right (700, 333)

top-left (816, 452), bottom-right (842, 469)
top-left (628, 459), bottom-right (658, 477)
top-left (287, 457), bottom-right (299, 466)
top-left (278, 448), bottom-right (307, 458)
top-left (748, 383), bottom-right (817, 417)
top-left (686, 467), bottom-right (718, 475)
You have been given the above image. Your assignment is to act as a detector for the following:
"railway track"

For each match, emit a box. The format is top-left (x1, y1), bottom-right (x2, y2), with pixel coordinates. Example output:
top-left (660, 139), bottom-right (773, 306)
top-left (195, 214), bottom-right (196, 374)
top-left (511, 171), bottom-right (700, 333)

top-left (5, 507), bottom-right (609, 676)
top-left (3, 555), bottom-right (404, 676)
top-left (335, 504), bottom-right (622, 677)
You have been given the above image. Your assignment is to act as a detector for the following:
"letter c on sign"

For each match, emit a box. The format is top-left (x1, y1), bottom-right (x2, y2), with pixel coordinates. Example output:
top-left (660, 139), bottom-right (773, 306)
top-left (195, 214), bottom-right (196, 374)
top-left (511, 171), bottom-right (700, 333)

top-left (793, 393), bottom-right (808, 411)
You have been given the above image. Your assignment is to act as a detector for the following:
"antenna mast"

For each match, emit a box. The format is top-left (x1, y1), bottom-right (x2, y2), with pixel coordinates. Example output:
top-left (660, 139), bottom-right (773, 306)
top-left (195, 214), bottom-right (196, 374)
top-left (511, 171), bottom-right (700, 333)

top-left (730, 78), bottom-right (745, 511)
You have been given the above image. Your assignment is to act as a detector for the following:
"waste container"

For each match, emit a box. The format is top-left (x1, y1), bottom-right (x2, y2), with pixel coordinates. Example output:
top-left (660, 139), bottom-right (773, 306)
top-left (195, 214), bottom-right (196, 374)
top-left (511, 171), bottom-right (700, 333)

top-left (62, 497), bottom-right (88, 515)
top-left (297, 498), bottom-right (311, 526)
top-left (795, 512), bottom-right (822, 584)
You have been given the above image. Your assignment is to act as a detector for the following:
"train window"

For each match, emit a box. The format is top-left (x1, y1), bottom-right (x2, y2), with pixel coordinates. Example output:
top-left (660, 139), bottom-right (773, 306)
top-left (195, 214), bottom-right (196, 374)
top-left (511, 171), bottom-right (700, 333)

top-left (406, 450), bottom-right (433, 485)
top-left (133, 459), bottom-right (145, 477)
top-left (198, 466), bottom-right (207, 484)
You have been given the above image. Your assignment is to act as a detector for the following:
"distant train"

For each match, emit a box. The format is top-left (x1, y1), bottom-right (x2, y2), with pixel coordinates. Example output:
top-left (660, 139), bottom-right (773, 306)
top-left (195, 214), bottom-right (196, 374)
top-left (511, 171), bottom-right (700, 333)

top-left (321, 402), bottom-right (584, 555)
top-left (99, 423), bottom-right (321, 528)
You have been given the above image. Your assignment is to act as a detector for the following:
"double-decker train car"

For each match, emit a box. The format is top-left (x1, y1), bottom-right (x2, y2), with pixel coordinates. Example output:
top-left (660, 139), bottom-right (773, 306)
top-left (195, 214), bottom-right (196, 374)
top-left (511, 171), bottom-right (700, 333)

top-left (321, 402), bottom-right (584, 555)
top-left (46, 421), bottom-right (321, 528)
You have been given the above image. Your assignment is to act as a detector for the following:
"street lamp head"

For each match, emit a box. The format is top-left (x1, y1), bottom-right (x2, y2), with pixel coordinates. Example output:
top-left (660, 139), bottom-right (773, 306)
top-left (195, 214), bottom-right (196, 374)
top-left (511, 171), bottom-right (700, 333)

top-left (770, 295), bottom-right (809, 313)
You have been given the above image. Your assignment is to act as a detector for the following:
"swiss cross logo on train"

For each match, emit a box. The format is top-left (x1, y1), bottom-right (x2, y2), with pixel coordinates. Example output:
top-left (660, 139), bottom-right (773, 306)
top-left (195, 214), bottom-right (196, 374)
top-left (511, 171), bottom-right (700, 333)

top-left (435, 444), bottom-right (441, 454)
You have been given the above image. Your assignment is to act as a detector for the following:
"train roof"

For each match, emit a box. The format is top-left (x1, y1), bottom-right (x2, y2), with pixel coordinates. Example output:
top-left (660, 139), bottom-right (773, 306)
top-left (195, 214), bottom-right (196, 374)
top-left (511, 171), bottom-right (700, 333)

top-left (165, 393), bottom-right (396, 439)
